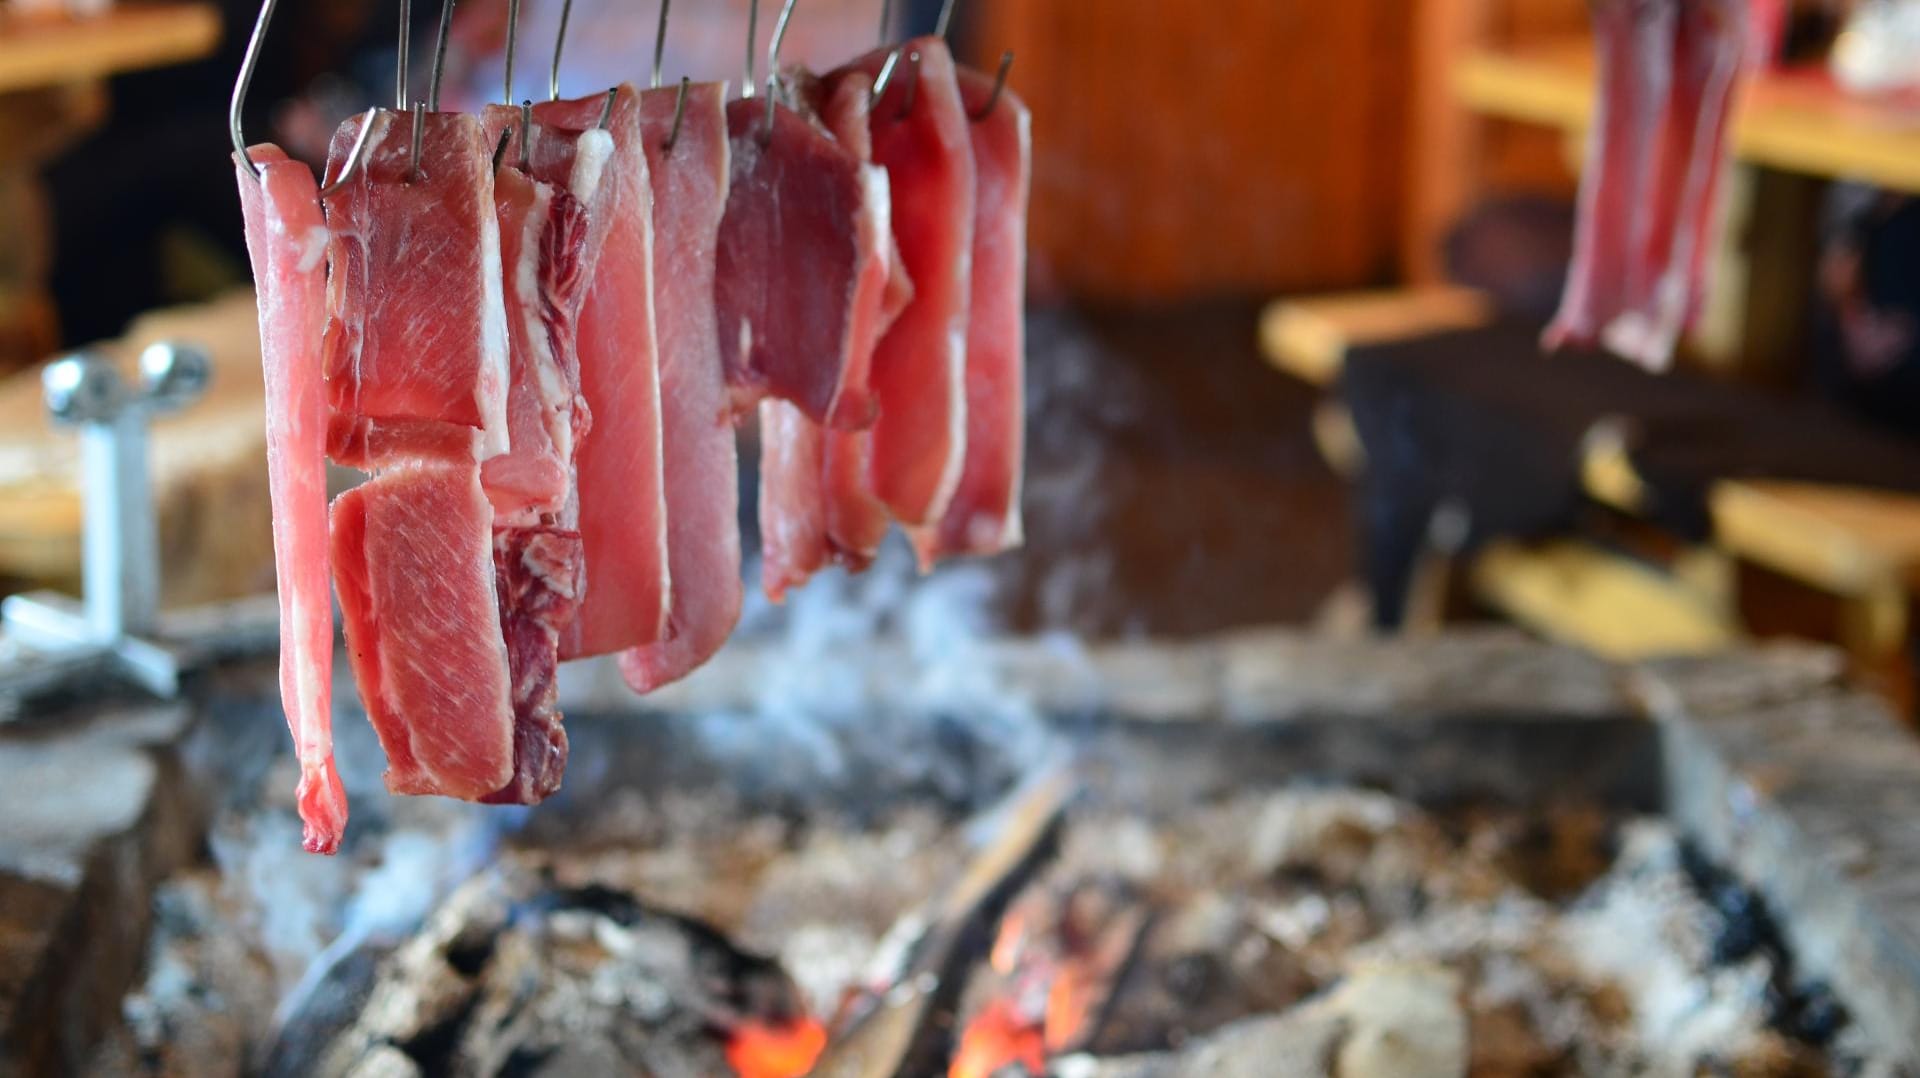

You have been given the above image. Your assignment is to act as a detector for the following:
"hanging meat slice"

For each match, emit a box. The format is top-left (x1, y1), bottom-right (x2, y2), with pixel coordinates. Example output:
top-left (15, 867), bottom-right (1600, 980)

top-left (619, 80), bottom-right (745, 692)
top-left (1547, 0), bottom-right (1750, 370)
top-left (321, 110), bottom-right (511, 458)
top-left (751, 67), bottom-right (910, 598)
top-left (717, 94), bottom-right (882, 429)
top-left (475, 147), bottom-right (606, 805)
top-left (757, 398), bottom-right (830, 603)
top-left (836, 38), bottom-right (977, 526)
top-left (331, 458), bottom-right (515, 800)
top-left (510, 87), bottom-right (672, 661)
top-left (234, 144), bottom-right (348, 855)
top-left (910, 64), bottom-right (1031, 566)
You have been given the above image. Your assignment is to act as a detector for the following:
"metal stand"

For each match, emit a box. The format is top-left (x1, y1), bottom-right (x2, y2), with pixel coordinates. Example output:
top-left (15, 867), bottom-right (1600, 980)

top-left (1, 342), bottom-right (211, 698)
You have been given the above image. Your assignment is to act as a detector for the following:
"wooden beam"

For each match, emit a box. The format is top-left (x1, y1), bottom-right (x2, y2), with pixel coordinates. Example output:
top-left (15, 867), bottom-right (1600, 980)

top-left (1257, 287), bottom-right (1493, 388)
top-left (1470, 539), bottom-right (1739, 659)
top-left (0, 5), bottom-right (220, 95)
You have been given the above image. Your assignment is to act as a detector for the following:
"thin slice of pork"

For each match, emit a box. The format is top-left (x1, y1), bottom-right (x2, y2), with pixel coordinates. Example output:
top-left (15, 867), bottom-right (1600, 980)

top-left (836, 38), bottom-right (977, 526)
top-left (322, 110), bottom-right (510, 458)
top-left (500, 87), bottom-right (672, 660)
top-left (619, 81), bottom-right (745, 692)
top-left (235, 143), bottom-right (347, 855)
top-left (717, 95), bottom-right (881, 429)
top-left (910, 65), bottom-right (1031, 565)
top-left (331, 459), bottom-right (514, 801)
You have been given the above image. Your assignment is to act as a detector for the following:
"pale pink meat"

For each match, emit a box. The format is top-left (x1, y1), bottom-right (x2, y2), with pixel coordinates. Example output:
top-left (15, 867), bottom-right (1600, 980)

top-left (331, 459), bottom-right (514, 801)
top-left (717, 96), bottom-right (880, 429)
top-left (757, 399), bottom-right (829, 603)
top-left (837, 38), bottom-right (976, 526)
top-left (1547, 0), bottom-right (1749, 370)
top-left (910, 66), bottom-right (1031, 565)
top-left (499, 88), bottom-right (671, 660)
top-left (322, 110), bottom-right (509, 457)
top-left (618, 81), bottom-right (744, 692)
top-left (235, 144), bottom-right (347, 855)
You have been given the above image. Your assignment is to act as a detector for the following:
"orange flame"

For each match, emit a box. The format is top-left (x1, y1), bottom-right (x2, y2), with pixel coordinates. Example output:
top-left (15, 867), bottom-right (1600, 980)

top-left (950, 998), bottom-right (1047, 1078)
top-left (726, 1017), bottom-right (827, 1078)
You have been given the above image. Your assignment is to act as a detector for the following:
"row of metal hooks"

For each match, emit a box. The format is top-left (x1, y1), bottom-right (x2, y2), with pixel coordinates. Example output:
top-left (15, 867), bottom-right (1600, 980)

top-left (233, 0), bottom-right (1012, 195)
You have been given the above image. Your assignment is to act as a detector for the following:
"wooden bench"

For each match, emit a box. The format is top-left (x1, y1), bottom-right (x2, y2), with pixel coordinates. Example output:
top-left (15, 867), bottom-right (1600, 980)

top-left (1259, 290), bottom-right (1920, 682)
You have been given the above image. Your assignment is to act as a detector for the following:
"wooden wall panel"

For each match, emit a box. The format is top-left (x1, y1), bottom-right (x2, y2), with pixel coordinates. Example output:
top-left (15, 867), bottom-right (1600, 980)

top-left (963, 0), bottom-right (1412, 303)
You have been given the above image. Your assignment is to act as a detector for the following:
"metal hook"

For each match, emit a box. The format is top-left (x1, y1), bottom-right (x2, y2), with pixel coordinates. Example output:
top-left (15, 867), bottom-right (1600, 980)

top-left (935, 0), bottom-right (956, 38)
top-left (651, 0), bottom-right (670, 90)
top-left (869, 45), bottom-right (901, 104)
top-left (519, 99), bottom-right (533, 169)
top-left (428, 0), bottom-right (457, 111)
top-left (396, 0), bottom-right (411, 109)
top-left (597, 86), bottom-right (617, 130)
top-left (760, 0), bottom-right (795, 142)
top-left (319, 107), bottom-right (382, 197)
top-left (876, 0), bottom-right (891, 44)
top-left (229, 0), bottom-right (280, 177)
top-left (503, 0), bottom-right (520, 104)
top-left (742, 0), bottom-right (758, 98)
top-left (407, 101), bottom-right (426, 181)
top-left (661, 76), bottom-right (689, 152)
top-left (896, 48), bottom-right (922, 120)
top-left (550, 0), bottom-right (574, 101)
top-left (970, 49), bottom-right (1012, 122)
top-left (491, 124), bottom-right (514, 172)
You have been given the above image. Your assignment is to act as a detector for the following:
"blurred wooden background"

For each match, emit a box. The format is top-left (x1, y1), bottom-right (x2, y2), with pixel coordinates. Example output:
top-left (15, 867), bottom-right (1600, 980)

top-left (963, 0), bottom-right (1585, 302)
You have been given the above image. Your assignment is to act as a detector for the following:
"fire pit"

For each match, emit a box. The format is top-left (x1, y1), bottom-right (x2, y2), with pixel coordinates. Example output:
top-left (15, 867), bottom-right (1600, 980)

top-left (6, 595), bottom-right (1920, 1074)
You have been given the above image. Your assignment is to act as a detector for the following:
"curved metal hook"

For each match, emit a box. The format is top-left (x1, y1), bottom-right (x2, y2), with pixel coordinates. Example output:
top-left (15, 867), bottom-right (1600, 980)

top-left (741, 0), bottom-right (759, 99)
top-left (970, 49), bottom-right (1012, 122)
top-left (229, 0), bottom-right (281, 178)
top-left (502, 0), bottom-right (521, 104)
top-left (760, 0), bottom-right (796, 142)
top-left (491, 124), bottom-right (514, 172)
top-left (407, 100), bottom-right (427, 181)
top-left (651, 0), bottom-right (671, 90)
top-left (876, 0), bottom-right (892, 44)
top-left (396, 0), bottom-right (411, 109)
top-left (428, 0), bottom-right (457, 111)
top-left (896, 48), bottom-right (922, 120)
top-left (318, 107), bottom-right (383, 197)
top-left (597, 86), bottom-right (618, 130)
top-left (550, 0), bottom-right (575, 101)
top-left (519, 99), bottom-right (533, 169)
top-left (869, 45), bottom-right (901, 104)
top-left (661, 76), bottom-right (690, 152)
top-left (935, 0), bottom-right (956, 38)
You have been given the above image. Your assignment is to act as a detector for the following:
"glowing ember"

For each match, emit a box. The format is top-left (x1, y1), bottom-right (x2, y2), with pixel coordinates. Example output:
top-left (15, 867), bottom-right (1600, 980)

top-left (1043, 963), bottom-right (1097, 1051)
top-left (990, 908), bottom-right (1029, 973)
top-left (950, 998), bottom-right (1048, 1078)
top-left (726, 1017), bottom-right (827, 1078)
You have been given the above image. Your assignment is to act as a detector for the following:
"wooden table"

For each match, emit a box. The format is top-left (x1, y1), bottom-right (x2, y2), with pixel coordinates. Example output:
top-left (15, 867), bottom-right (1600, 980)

top-left (1454, 40), bottom-right (1920, 196)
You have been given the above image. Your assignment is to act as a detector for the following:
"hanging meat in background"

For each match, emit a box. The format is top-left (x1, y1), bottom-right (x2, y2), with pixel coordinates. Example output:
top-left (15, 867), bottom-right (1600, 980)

top-left (234, 143), bottom-right (349, 855)
top-left (837, 38), bottom-right (976, 525)
top-left (619, 80), bottom-right (746, 692)
top-left (717, 93), bottom-right (884, 428)
top-left (752, 65), bottom-right (910, 600)
top-left (1546, 0), bottom-right (1752, 371)
top-left (321, 109), bottom-right (519, 804)
top-left (910, 60), bottom-right (1030, 566)
top-left (517, 87), bottom-right (674, 663)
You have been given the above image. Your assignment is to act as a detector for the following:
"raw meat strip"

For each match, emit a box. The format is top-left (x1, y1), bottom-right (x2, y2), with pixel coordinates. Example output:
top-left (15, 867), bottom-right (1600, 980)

top-left (234, 144), bottom-right (347, 855)
top-left (1611, 0), bottom-right (1749, 365)
top-left (483, 526), bottom-right (583, 804)
top-left (717, 95), bottom-right (882, 429)
top-left (752, 68), bottom-right (907, 594)
top-left (619, 81), bottom-right (744, 692)
top-left (758, 398), bottom-right (830, 602)
top-left (1546, 0), bottom-right (1750, 370)
top-left (910, 65), bottom-right (1031, 565)
top-left (478, 161), bottom-right (602, 804)
top-left (331, 459), bottom-right (514, 801)
top-left (1546, 0), bottom-right (1667, 354)
top-left (836, 38), bottom-right (977, 525)
top-left (501, 87), bottom-right (671, 660)
top-left (481, 169), bottom-right (595, 519)
top-left (321, 110), bottom-right (510, 458)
